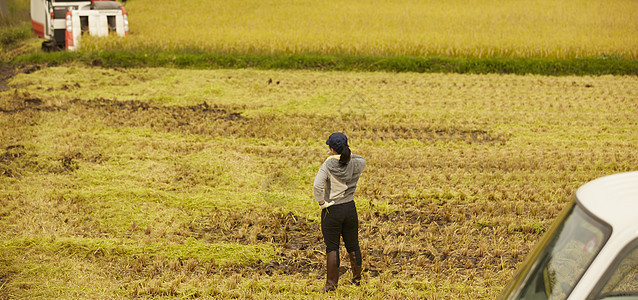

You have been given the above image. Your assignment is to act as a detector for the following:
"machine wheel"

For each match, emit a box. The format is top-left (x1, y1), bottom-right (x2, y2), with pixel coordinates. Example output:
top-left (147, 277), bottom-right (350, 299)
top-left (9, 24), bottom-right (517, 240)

top-left (41, 40), bottom-right (60, 52)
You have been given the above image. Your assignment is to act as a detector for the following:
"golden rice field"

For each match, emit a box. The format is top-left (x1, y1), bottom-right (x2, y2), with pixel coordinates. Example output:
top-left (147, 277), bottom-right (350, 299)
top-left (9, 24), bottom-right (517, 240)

top-left (1, 66), bottom-right (637, 298)
top-left (79, 0), bottom-right (638, 59)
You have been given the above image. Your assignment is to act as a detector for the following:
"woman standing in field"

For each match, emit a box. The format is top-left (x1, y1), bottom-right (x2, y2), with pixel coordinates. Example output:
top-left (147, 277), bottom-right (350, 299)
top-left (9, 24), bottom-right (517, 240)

top-left (313, 132), bottom-right (366, 292)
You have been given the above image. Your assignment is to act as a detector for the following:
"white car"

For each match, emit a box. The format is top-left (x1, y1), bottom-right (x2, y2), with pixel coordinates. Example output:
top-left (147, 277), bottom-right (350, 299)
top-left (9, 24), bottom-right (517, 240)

top-left (500, 171), bottom-right (638, 300)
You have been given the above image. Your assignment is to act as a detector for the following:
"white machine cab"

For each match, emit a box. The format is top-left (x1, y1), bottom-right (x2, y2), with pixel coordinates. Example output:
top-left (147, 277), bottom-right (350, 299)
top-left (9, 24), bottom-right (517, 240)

top-left (500, 171), bottom-right (638, 300)
top-left (31, 0), bottom-right (128, 51)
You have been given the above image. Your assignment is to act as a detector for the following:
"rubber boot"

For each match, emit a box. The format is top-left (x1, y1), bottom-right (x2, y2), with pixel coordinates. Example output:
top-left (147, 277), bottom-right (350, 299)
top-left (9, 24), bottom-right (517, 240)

top-left (348, 251), bottom-right (362, 285)
top-left (321, 251), bottom-right (339, 292)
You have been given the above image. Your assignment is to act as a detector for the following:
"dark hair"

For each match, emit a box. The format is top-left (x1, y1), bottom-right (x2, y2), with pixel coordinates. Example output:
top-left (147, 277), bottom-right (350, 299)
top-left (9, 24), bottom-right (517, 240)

top-left (326, 132), bottom-right (351, 165)
top-left (336, 145), bottom-right (351, 165)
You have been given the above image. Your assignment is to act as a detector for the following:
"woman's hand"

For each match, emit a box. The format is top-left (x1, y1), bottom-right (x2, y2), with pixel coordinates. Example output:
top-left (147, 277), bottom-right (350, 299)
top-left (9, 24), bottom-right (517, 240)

top-left (319, 201), bottom-right (335, 209)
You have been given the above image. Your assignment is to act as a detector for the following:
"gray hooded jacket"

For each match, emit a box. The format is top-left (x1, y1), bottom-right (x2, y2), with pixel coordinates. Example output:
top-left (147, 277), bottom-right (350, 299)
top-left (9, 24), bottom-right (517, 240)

top-left (313, 154), bottom-right (366, 205)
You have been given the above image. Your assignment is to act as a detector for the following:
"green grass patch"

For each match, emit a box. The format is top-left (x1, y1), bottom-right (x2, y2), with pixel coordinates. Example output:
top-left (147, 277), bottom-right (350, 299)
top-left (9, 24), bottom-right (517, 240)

top-left (0, 24), bottom-right (38, 63)
top-left (0, 26), bottom-right (31, 46)
top-left (11, 51), bottom-right (638, 76)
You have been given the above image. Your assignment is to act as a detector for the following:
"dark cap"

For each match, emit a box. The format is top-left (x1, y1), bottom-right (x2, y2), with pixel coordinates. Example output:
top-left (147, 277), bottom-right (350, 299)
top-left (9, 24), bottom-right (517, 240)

top-left (326, 132), bottom-right (348, 151)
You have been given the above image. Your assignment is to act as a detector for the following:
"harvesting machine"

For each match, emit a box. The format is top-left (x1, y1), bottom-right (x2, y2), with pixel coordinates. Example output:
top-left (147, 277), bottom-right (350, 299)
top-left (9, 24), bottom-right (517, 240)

top-left (30, 0), bottom-right (128, 51)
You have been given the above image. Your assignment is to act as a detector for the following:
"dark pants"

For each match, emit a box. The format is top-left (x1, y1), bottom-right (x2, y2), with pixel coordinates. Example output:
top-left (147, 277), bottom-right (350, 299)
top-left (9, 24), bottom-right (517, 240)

top-left (321, 201), bottom-right (362, 265)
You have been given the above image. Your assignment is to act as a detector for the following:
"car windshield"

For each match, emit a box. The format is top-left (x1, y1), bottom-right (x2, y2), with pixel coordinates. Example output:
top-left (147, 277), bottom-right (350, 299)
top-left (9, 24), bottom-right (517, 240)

top-left (501, 202), bottom-right (612, 300)
top-left (590, 240), bottom-right (638, 299)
